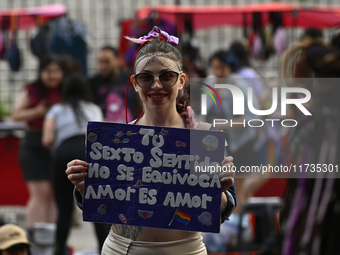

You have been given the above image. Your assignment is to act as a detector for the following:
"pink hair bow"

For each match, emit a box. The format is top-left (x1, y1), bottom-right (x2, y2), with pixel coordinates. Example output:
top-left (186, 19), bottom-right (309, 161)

top-left (125, 26), bottom-right (179, 46)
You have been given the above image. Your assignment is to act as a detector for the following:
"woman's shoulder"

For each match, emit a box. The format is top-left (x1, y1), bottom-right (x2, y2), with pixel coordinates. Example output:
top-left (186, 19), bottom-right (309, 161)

top-left (49, 103), bottom-right (64, 112)
top-left (46, 103), bottom-right (64, 118)
top-left (80, 101), bottom-right (103, 119)
top-left (25, 82), bottom-right (39, 92)
top-left (237, 67), bottom-right (260, 79)
top-left (80, 100), bottom-right (100, 109)
top-left (228, 74), bottom-right (249, 90)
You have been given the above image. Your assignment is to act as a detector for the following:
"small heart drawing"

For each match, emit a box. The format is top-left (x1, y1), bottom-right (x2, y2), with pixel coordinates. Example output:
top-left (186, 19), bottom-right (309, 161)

top-left (138, 209), bottom-right (153, 219)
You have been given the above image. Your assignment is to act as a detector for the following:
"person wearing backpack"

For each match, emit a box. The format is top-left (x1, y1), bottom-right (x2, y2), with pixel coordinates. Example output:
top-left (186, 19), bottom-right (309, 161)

top-left (89, 46), bottom-right (139, 122)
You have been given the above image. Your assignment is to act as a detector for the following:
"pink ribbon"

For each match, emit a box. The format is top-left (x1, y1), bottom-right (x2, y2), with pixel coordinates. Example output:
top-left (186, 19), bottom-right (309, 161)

top-left (125, 26), bottom-right (179, 45)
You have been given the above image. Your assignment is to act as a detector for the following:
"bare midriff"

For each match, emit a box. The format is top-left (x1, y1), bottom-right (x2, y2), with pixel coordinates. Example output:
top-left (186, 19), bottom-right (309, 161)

top-left (111, 224), bottom-right (196, 242)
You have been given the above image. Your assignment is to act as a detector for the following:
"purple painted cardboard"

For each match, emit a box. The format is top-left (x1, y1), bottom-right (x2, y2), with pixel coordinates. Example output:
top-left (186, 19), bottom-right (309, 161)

top-left (83, 121), bottom-right (226, 233)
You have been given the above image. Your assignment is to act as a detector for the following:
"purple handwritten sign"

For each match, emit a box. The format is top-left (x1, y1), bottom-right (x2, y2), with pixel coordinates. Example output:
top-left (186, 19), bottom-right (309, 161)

top-left (83, 121), bottom-right (226, 233)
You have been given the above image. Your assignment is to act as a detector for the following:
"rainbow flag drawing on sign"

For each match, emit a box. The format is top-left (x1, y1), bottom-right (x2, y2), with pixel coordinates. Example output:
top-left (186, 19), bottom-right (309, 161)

top-left (169, 209), bottom-right (191, 226)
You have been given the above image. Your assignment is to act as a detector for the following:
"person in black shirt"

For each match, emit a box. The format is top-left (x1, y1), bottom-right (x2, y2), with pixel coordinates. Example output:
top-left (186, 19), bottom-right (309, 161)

top-left (89, 46), bottom-right (139, 121)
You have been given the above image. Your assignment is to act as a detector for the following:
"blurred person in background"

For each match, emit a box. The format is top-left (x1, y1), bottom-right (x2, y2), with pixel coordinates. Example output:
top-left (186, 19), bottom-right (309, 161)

top-left (180, 38), bottom-right (207, 113)
top-left (89, 46), bottom-right (138, 122)
top-left (285, 28), bottom-right (326, 84)
top-left (0, 224), bottom-right (32, 255)
top-left (59, 55), bottom-right (83, 78)
top-left (42, 73), bottom-right (109, 255)
top-left (229, 41), bottom-right (266, 106)
top-left (229, 41), bottom-right (277, 196)
top-left (273, 33), bottom-right (340, 255)
top-left (202, 50), bottom-right (259, 253)
top-left (207, 50), bottom-right (258, 174)
top-left (11, 55), bottom-right (64, 240)
top-left (300, 28), bottom-right (324, 43)
top-left (229, 41), bottom-right (269, 165)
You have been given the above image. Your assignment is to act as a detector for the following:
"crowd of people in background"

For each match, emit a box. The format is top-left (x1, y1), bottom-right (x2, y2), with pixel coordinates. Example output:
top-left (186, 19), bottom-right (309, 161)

top-left (5, 24), bottom-right (340, 254)
top-left (10, 46), bottom-right (138, 254)
top-left (275, 29), bottom-right (340, 255)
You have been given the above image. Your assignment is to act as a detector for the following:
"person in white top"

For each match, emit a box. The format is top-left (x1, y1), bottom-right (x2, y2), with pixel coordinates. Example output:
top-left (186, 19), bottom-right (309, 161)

top-left (42, 74), bottom-right (109, 255)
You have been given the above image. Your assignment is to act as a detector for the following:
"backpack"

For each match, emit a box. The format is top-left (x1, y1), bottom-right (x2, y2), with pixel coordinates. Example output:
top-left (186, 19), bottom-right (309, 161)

top-left (4, 40), bottom-right (21, 72)
top-left (30, 24), bottom-right (50, 59)
top-left (105, 91), bottom-right (132, 123)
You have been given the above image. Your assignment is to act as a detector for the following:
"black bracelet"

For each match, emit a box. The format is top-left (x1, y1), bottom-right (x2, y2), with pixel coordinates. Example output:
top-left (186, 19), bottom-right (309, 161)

top-left (221, 190), bottom-right (236, 223)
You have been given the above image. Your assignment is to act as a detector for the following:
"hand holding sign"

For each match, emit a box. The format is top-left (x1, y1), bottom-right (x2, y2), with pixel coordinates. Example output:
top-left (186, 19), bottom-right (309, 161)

top-left (66, 159), bottom-right (88, 195)
top-left (220, 156), bottom-right (235, 192)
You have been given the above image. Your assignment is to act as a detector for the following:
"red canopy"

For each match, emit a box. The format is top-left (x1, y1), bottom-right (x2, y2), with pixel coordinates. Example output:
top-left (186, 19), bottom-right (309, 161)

top-left (0, 4), bottom-right (67, 30)
top-left (137, 3), bottom-right (340, 32)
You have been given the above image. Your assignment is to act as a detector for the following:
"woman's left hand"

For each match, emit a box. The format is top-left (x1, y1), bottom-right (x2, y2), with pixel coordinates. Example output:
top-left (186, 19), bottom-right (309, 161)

top-left (220, 156), bottom-right (235, 192)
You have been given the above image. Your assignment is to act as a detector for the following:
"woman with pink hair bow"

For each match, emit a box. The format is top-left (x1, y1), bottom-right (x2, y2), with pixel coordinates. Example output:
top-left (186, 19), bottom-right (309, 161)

top-left (65, 26), bottom-right (236, 255)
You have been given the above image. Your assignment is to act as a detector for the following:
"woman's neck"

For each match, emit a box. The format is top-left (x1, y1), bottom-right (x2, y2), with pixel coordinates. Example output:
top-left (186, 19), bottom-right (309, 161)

top-left (139, 108), bottom-right (185, 128)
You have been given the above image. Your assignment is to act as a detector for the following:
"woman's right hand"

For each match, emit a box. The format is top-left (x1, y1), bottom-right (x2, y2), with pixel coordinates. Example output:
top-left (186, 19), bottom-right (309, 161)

top-left (35, 99), bottom-right (50, 117)
top-left (65, 160), bottom-right (88, 195)
top-left (12, 92), bottom-right (49, 122)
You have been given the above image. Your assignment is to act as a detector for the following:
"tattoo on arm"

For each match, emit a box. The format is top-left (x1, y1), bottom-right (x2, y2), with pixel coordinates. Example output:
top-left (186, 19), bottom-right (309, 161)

top-left (111, 224), bottom-right (143, 241)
